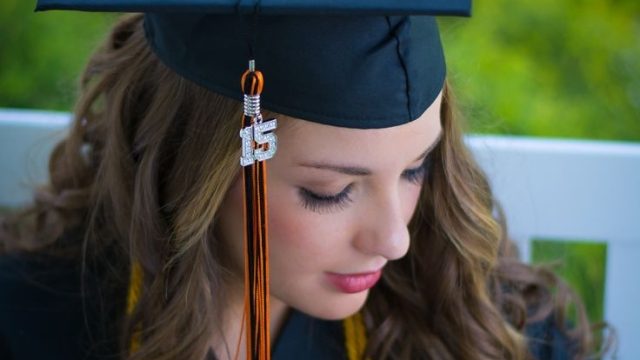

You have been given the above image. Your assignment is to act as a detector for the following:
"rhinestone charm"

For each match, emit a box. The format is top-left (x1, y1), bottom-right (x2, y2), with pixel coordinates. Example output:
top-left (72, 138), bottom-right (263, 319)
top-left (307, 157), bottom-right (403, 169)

top-left (240, 118), bottom-right (278, 166)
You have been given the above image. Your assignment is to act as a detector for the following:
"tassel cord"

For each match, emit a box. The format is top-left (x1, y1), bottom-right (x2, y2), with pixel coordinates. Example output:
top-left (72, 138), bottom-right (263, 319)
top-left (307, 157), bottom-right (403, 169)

top-left (241, 67), bottom-right (271, 360)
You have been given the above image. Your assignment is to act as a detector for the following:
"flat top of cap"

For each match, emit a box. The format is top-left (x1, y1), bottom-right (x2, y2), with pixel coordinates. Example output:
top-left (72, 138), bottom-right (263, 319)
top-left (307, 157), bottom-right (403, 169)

top-left (36, 0), bottom-right (471, 16)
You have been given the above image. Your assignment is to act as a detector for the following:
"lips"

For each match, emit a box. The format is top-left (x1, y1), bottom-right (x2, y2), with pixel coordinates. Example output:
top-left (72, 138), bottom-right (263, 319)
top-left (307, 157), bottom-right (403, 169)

top-left (326, 270), bottom-right (382, 293)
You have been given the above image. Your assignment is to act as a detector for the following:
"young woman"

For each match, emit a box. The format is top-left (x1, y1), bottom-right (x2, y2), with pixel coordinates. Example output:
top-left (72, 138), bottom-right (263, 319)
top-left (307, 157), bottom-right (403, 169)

top-left (1, 2), bottom-right (605, 360)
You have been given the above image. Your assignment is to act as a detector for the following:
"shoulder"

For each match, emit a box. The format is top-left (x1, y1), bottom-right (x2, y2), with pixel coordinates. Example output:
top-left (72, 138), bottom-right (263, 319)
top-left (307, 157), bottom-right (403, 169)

top-left (525, 315), bottom-right (576, 360)
top-left (0, 252), bottom-right (122, 359)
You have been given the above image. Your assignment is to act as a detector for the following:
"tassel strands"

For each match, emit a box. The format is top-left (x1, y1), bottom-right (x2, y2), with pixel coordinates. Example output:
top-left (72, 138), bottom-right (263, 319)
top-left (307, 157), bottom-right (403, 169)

top-left (240, 60), bottom-right (277, 360)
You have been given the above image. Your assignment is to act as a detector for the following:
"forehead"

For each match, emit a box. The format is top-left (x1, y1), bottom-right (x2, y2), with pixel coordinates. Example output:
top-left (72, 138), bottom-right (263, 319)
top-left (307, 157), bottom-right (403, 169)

top-left (275, 92), bottom-right (443, 169)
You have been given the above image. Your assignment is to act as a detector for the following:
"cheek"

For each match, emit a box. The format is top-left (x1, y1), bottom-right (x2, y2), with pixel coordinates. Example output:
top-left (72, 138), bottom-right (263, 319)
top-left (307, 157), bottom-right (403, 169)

top-left (267, 185), bottom-right (344, 272)
top-left (218, 176), bottom-right (349, 281)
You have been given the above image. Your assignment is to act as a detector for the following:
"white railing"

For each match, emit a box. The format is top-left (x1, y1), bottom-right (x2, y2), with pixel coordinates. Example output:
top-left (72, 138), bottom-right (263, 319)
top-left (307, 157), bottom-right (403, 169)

top-left (468, 135), bottom-right (640, 359)
top-left (1, 109), bottom-right (639, 358)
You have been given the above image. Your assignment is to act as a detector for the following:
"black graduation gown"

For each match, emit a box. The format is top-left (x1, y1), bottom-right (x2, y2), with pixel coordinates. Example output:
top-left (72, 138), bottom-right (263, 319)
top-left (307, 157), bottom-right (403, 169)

top-left (0, 253), bottom-right (572, 360)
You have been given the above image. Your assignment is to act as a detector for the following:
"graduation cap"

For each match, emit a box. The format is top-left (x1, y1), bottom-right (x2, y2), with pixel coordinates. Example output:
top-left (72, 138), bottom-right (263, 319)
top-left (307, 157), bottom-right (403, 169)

top-left (36, 1), bottom-right (471, 359)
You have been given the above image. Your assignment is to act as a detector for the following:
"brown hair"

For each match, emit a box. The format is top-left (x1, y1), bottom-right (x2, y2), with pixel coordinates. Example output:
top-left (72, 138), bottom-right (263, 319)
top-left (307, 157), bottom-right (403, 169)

top-left (1, 14), bottom-right (606, 359)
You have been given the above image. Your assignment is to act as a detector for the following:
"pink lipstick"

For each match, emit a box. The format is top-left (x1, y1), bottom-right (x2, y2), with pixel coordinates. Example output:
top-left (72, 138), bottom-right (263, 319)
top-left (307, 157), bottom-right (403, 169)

top-left (326, 270), bottom-right (382, 293)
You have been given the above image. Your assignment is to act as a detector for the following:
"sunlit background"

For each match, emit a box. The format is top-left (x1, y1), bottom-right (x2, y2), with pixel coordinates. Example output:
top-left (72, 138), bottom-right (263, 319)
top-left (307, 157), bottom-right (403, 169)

top-left (1, 0), bottom-right (638, 348)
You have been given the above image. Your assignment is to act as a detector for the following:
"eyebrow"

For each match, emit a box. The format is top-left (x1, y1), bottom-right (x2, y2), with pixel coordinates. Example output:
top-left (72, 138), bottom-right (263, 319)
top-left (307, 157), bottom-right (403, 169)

top-left (298, 131), bottom-right (442, 176)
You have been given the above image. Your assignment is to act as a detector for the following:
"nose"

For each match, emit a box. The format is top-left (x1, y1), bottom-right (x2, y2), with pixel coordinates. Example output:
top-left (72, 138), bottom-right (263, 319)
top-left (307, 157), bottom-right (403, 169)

top-left (352, 193), bottom-right (411, 261)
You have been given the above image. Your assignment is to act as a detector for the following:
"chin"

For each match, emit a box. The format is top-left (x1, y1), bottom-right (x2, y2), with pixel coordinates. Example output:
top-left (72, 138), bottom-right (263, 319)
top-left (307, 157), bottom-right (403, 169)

top-left (300, 289), bottom-right (370, 321)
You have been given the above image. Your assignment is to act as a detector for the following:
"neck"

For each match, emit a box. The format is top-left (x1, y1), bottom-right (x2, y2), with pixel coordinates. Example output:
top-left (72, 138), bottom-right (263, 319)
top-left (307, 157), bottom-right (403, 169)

top-left (209, 286), bottom-right (289, 360)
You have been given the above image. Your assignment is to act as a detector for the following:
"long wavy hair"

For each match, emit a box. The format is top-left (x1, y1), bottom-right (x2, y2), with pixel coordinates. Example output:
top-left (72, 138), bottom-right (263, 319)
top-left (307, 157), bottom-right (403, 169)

top-left (1, 14), bottom-right (605, 360)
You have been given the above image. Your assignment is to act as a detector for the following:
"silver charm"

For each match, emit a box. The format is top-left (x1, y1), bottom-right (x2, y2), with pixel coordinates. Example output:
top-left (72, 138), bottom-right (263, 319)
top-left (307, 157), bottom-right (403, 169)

top-left (240, 60), bottom-right (277, 166)
top-left (240, 118), bottom-right (278, 166)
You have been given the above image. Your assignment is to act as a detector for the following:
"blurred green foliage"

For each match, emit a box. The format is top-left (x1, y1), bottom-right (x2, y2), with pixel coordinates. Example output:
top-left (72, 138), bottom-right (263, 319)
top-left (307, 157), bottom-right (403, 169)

top-left (0, 1), bottom-right (115, 110)
top-left (532, 240), bottom-right (607, 324)
top-left (1, 0), bottom-right (639, 141)
top-left (440, 0), bottom-right (640, 141)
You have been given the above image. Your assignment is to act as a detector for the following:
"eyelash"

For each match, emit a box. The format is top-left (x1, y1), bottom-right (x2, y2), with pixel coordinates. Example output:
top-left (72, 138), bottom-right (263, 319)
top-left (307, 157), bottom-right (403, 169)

top-left (298, 185), bottom-right (354, 214)
top-left (402, 156), bottom-right (432, 185)
top-left (299, 156), bottom-right (432, 214)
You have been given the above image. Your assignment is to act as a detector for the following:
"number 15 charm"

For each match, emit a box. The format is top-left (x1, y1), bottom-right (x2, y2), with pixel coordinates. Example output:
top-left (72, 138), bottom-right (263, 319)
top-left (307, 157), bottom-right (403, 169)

top-left (240, 118), bottom-right (278, 167)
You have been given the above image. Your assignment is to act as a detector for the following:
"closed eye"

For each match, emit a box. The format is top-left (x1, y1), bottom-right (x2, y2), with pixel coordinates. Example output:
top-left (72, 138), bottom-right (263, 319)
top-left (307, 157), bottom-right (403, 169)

top-left (402, 155), bottom-right (432, 185)
top-left (298, 184), bottom-right (354, 214)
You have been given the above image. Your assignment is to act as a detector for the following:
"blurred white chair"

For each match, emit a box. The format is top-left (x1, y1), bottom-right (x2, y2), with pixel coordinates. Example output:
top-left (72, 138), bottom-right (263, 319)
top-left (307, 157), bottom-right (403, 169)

top-left (1, 109), bottom-right (639, 358)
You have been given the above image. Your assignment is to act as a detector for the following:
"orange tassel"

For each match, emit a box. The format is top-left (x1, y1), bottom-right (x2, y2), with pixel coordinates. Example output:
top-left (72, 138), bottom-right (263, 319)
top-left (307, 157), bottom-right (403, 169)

top-left (240, 61), bottom-right (275, 360)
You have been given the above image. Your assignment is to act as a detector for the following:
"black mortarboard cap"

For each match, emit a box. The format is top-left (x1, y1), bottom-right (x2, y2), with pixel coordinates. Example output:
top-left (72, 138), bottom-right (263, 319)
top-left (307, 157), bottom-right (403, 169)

top-left (36, 0), bottom-right (471, 129)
